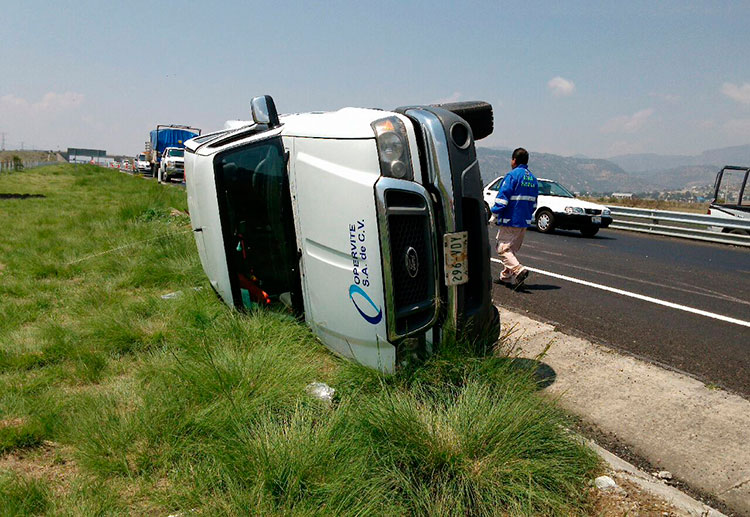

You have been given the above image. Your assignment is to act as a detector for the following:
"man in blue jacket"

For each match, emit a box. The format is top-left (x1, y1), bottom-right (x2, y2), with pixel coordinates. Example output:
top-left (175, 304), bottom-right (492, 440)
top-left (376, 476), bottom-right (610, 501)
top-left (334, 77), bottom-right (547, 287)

top-left (490, 148), bottom-right (538, 287)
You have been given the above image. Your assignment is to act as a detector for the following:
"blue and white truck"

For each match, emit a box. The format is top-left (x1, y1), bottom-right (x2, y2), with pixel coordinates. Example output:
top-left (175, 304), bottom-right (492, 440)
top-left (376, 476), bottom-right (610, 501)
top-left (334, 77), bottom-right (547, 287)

top-left (147, 124), bottom-right (201, 178)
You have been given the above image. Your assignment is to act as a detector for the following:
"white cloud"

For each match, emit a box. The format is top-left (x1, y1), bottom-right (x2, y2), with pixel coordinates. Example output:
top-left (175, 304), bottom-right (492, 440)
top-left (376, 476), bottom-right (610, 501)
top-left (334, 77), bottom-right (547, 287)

top-left (0, 91), bottom-right (84, 112)
top-left (721, 82), bottom-right (750, 105)
top-left (547, 76), bottom-right (575, 97)
top-left (601, 108), bottom-right (654, 134)
top-left (648, 92), bottom-right (680, 103)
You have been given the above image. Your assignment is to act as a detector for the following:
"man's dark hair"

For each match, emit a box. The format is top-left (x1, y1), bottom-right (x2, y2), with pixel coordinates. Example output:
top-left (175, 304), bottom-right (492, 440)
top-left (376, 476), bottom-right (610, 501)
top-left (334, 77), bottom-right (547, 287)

top-left (512, 147), bottom-right (529, 165)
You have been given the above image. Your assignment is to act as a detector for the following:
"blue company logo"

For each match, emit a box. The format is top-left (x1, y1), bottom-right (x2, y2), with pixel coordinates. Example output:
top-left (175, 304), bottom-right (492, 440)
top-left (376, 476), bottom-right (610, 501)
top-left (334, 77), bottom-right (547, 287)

top-left (349, 284), bottom-right (382, 325)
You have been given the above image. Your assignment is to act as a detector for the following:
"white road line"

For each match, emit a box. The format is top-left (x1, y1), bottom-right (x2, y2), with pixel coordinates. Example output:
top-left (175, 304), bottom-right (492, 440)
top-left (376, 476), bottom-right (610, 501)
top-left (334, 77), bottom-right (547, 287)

top-left (490, 258), bottom-right (750, 328)
top-left (521, 254), bottom-right (750, 306)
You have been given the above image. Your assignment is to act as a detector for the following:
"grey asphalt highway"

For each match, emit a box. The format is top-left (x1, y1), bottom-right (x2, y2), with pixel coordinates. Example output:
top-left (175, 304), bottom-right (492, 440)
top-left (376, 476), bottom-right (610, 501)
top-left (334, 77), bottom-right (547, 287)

top-left (488, 225), bottom-right (750, 397)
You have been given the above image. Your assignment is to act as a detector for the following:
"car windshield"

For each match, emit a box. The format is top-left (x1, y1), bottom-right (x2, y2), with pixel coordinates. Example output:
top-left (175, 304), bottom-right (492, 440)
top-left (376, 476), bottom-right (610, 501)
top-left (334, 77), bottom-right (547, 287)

top-left (214, 137), bottom-right (299, 309)
top-left (538, 180), bottom-right (574, 198)
top-left (137, 154), bottom-right (147, 160)
top-left (167, 149), bottom-right (184, 157)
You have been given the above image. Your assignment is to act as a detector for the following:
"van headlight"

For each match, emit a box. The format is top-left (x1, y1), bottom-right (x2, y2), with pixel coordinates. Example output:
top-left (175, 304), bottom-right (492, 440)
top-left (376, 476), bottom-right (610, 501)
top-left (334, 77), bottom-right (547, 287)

top-left (565, 206), bottom-right (585, 215)
top-left (603, 208), bottom-right (611, 216)
top-left (372, 116), bottom-right (414, 181)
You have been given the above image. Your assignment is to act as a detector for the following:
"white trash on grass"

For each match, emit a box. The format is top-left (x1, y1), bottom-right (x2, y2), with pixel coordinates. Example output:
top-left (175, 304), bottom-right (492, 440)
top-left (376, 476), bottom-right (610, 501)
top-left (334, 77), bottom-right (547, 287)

top-left (306, 382), bottom-right (335, 403)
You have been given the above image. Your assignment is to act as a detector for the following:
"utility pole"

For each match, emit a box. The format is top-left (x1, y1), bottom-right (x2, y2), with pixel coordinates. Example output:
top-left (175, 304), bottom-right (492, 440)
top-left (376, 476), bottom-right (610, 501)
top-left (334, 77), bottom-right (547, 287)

top-left (20, 141), bottom-right (24, 151)
top-left (1, 132), bottom-right (6, 151)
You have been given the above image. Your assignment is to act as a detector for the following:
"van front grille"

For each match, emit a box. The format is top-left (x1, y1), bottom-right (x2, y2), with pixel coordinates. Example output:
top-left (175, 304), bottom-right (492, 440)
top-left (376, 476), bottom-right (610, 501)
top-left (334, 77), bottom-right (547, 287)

top-left (377, 183), bottom-right (438, 340)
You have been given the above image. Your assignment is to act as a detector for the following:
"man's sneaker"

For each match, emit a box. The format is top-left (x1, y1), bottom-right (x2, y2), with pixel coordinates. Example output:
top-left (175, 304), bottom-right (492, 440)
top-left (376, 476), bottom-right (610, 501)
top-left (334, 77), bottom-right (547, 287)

top-left (493, 277), bottom-right (514, 287)
top-left (514, 268), bottom-right (529, 287)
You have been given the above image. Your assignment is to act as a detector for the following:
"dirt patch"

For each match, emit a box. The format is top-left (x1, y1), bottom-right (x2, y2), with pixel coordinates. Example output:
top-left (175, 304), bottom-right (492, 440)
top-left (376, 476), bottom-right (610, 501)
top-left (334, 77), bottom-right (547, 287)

top-left (590, 476), bottom-right (684, 516)
top-left (0, 440), bottom-right (79, 496)
top-left (0, 418), bottom-right (26, 429)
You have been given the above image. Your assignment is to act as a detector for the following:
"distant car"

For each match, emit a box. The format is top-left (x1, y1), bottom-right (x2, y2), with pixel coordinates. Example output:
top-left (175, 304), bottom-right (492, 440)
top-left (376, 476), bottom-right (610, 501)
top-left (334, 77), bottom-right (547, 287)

top-left (158, 147), bottom-right (185, 183)
top-left (483, 177), bottom-right (612, 237)
top-left (135, 153), bottom-right (151, 174)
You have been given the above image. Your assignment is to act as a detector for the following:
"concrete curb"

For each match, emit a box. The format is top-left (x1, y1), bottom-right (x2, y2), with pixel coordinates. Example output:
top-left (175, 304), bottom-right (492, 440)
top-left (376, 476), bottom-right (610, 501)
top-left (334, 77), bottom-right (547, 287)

top-left (498, 306), bottom-right (750, 516)
top-left (588, 438), bottom-right (726, 516)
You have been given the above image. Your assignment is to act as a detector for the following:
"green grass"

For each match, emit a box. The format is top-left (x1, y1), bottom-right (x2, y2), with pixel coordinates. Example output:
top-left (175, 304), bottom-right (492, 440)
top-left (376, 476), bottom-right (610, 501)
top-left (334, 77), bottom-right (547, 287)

top-left (0, 164), bottom-right (600, 515)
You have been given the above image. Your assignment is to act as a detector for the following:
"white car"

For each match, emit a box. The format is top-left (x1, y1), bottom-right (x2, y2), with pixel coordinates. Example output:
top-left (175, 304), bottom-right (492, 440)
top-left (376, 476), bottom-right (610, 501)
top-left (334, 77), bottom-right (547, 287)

top-left (158, 147), bottom-right (185, 183)
top-left (135, 153), bottom-right (151, 174)
top-left (483, 177), bottom-right (612, 237)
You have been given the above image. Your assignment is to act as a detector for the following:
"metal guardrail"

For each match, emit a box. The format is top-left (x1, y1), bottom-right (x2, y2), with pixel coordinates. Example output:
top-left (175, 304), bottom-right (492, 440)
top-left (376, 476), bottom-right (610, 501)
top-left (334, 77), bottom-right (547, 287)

top-left (0, 160), bottom-right (59, 172)
top-left (607, 206), bottom-right (750, 247)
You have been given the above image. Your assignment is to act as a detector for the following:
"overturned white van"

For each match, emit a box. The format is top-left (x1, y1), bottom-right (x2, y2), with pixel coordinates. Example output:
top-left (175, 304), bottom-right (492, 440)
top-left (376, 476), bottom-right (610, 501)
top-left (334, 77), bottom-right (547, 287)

top-left (184, 96), bottom-right (499, 372)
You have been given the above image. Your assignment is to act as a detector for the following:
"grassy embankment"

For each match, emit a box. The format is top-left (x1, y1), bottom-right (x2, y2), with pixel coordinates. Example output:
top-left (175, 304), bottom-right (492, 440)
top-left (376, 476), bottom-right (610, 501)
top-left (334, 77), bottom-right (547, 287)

top-left (0, 164), bottom-right (598, 515)
top-left (585, 196), bottom-right (710, 214)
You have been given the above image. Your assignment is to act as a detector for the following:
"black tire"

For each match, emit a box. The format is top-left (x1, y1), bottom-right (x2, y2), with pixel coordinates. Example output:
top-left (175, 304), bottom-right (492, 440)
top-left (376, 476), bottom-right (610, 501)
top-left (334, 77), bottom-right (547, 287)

top-left (535, 209), bottom-right (555, 233)
top-left (727, 228), bottom-right (749, 235)
top-left (580, 226), bottom-right (599, 237)
top-left (484, 202), bottom-right (492, 223)
top-left (429, 101), bottom-right (494, 141)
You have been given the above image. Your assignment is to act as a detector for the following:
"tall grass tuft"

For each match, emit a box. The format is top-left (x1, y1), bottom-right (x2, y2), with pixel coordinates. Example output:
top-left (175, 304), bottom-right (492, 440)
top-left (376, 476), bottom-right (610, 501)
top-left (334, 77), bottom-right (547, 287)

top-left (0, 473), bottom-right (51, 516)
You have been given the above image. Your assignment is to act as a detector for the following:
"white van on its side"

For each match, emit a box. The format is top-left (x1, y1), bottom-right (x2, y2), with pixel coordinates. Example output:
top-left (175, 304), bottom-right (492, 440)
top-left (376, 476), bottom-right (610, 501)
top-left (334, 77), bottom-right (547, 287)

top-left (185, 95), bottom-right (500, 373)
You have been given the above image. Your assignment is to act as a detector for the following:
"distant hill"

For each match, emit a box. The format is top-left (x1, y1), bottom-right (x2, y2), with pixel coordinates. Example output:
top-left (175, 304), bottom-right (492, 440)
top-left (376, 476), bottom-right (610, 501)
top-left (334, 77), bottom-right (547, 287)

top-left (477, 147), bottom-right (655, 193)
top-left (608, 144), bottom-right (750, 173)
top-left (625, 165), bottom-right (718, 191)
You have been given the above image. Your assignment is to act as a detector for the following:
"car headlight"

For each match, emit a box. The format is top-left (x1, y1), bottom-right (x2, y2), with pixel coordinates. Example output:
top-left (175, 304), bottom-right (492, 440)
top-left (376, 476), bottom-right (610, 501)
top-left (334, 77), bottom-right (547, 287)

top-left (564, 206), bottom-right (585, 215)
top-left (603, 208), bottom-right (611, 216)
top-left (371, 116), bottom-right (414, 181)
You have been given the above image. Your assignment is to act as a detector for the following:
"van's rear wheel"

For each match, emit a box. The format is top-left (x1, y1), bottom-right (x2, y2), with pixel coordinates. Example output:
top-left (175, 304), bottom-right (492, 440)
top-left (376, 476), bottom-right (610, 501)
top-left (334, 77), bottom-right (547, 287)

top-left (485, 202), bottom-right (492, 223)
top-left (536, 209), bottom-right (555, 233)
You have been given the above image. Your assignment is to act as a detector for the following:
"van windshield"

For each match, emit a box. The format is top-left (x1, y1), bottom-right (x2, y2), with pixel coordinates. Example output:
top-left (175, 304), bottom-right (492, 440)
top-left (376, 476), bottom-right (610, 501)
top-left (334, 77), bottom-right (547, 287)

top-left (214, 137), bottom-right (300, 311)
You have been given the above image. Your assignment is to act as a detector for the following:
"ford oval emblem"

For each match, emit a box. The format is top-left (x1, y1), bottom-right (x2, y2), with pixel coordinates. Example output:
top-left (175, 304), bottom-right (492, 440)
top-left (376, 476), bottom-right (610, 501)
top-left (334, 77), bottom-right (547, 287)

top-left (405, 247), bottom-right (419, 278)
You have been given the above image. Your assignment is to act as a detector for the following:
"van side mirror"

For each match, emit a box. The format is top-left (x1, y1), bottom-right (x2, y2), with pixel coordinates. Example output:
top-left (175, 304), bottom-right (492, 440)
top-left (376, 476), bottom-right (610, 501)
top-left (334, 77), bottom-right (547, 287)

top-left (251, 95), bottom-right (280, 128)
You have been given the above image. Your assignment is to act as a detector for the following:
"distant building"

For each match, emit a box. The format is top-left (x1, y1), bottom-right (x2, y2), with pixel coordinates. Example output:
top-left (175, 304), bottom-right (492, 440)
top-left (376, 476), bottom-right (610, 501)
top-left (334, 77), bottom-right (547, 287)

top-left (612, 192), bottom-right (633, 199)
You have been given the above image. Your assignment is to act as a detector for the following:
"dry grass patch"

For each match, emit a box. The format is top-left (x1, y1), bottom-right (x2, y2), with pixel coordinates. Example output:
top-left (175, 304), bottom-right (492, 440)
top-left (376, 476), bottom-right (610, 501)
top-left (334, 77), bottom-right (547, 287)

top-left (0, 440), bottom-right (79, 496)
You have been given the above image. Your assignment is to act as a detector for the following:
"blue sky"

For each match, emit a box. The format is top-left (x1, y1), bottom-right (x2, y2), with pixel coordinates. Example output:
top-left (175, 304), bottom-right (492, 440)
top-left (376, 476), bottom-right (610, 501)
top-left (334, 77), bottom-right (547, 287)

top-left (2, 1), bottom-right (750, 158)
